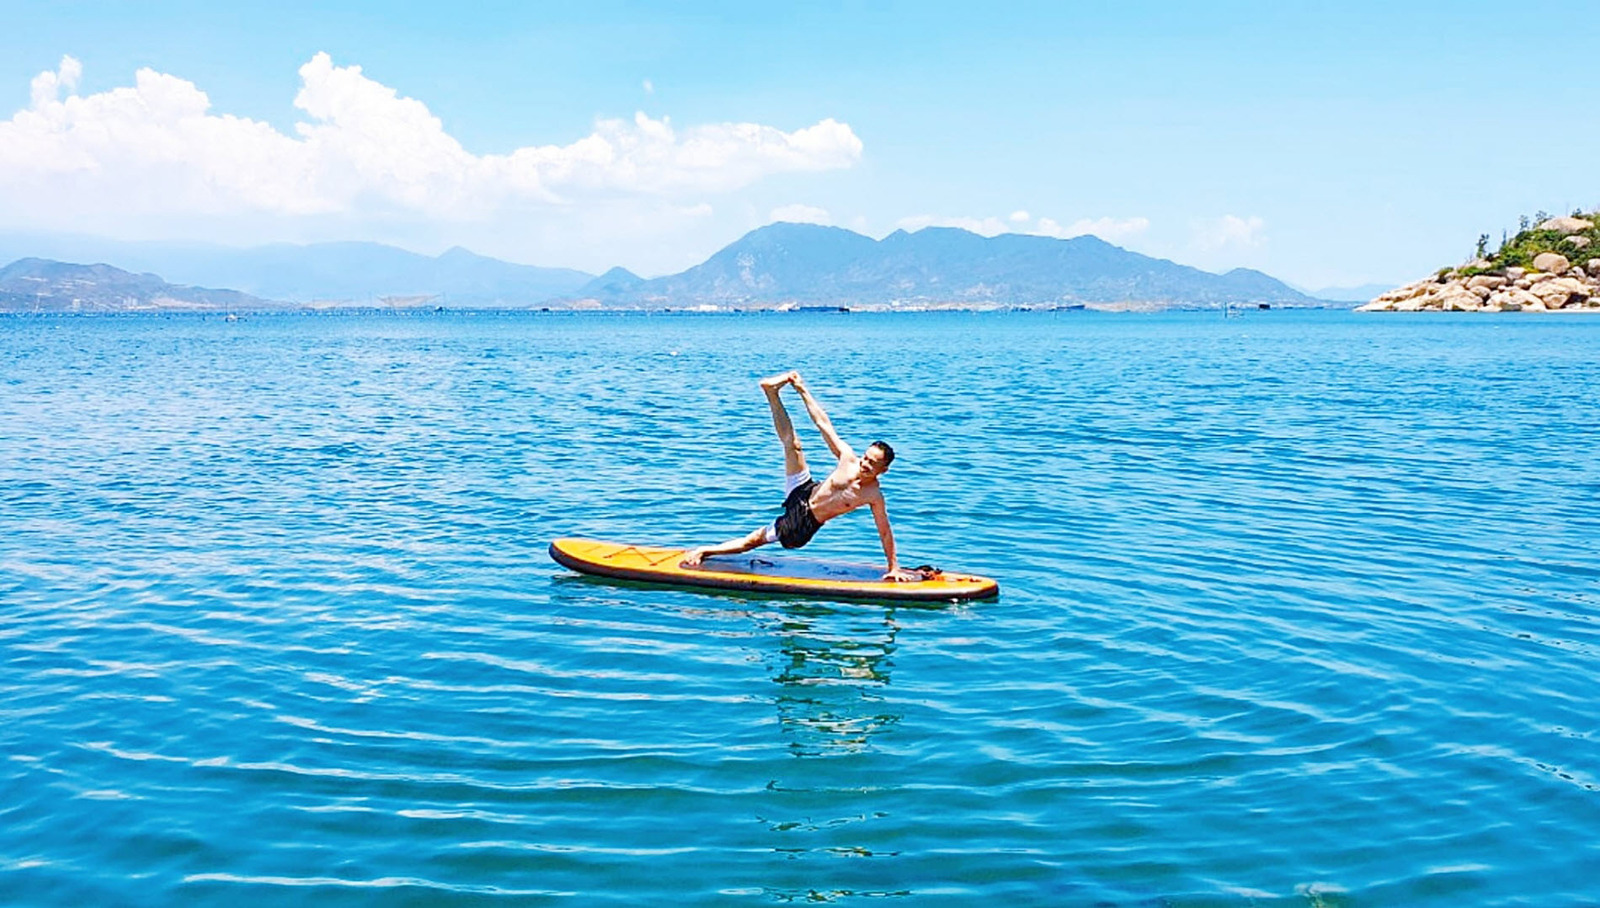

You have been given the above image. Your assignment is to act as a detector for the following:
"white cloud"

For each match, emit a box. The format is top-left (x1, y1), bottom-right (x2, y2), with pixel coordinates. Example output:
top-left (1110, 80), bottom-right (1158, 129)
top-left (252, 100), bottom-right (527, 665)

top-left (30, 55), bottom-right (81, 108)
top-left (769, 204), bottom-right (831, 225)
top-left (896, 211), bottom-right (1149, 242)
top-left (1193, 215), bottom-right (1266, 251)
top-left (642, 79), bottom-right (654, 94)
top-left (0, 53), bottom-right (863, 230)
top-left (1033, 215), bottom-right (1150, 241)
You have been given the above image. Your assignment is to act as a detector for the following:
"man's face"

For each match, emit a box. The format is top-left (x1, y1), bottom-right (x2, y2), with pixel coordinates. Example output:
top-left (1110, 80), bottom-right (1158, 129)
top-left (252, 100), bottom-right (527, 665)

top-left (859, 447), bottom-right (890, 479)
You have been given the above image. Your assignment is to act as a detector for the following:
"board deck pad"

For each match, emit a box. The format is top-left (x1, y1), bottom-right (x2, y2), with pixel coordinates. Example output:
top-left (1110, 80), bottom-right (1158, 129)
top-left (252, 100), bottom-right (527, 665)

top-left (549, 538), bottom-right (998, 602)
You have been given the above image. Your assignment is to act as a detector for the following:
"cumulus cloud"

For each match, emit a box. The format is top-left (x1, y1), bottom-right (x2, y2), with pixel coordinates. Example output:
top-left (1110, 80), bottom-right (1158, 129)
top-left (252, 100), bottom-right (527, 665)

top-left (30, 54), bottom-right (81, 107)
top-left (895, 211), bottom-right (1149, 242)
top-left (1193, 215), bottom-right (1266, 251)
top-left (0, 53), bottom-right (863, 231)
top-left (1032, 215), bottom-right (1150, 241)
top-left (769, 204), bottom-right (831, 225)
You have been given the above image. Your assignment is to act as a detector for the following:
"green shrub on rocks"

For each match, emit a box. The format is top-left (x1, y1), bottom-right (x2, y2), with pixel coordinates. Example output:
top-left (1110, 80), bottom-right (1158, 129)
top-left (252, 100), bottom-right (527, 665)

top-left (1460, 211), bottom-right (1599, 276)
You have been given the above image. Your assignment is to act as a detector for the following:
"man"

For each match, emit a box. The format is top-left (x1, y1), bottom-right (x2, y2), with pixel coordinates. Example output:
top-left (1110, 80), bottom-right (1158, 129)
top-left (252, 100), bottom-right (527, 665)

top-left (681, 370), bottom-right (924, 582)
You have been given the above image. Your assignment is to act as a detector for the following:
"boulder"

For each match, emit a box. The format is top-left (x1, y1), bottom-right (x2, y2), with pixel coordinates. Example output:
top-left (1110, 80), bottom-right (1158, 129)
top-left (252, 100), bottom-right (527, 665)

top-left (1393, 297), bottom-right (1427, 312)
top-left (1589, 259), bottom-right (1600, 277)
top-left (1468, 284), bottom-right (1492, 300)
top-left (1530, 277), bottom-right (1590, 309)
top-left (1525, 272), bottom-right (1555, 285)
top-left (1354, 299), bottom-right (1394, 312)
top-left (1502, 288), bottom-right (1543, 311)
top-left (1565, 235), bottom-right (1592, 249)
top-left (1466, 275), bottom-right (1506, 290)
top-left (1439, 291), bottom-right (1481, 311)
top-left (1378, 280), bottom-right (1431, 302)
top-left (1532, 252), bottom-right (1571, 273)
top-left (1537, 216), bottom-right (1594, 234)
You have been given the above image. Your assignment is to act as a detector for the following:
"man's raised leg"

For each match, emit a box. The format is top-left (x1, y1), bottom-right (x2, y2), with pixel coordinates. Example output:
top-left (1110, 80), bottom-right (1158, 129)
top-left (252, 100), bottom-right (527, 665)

top-left (682, 372), bottom-right (803, 569)
top-left (760, 371), bottom-right (807, 477)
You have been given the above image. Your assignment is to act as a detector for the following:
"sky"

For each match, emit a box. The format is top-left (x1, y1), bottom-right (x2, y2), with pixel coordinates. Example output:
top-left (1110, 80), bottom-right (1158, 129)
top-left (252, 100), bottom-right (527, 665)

top-left (2, 0), bottom-right (1596, 288)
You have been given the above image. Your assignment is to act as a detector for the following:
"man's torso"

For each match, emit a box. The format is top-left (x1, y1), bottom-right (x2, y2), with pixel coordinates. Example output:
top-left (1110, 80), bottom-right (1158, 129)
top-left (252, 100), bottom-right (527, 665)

top-left (807, 451), bottom-right (881, 522)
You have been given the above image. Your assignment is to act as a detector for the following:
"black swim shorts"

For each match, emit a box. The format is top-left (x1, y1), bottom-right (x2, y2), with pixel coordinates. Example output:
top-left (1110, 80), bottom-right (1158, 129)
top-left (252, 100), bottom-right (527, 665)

top-left (774, 478), bottom-right (821, 549)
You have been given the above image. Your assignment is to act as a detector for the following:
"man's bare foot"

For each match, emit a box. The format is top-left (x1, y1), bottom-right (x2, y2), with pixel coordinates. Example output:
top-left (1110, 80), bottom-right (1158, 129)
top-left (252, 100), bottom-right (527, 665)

top-left (680, 548), bottom-right (706, 568)
top-left (759, 372), bottom-right (793, 392)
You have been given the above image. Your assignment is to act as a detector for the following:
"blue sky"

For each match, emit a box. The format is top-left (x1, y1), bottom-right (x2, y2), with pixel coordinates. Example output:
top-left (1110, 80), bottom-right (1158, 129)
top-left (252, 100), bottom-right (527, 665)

top-left (2, 1), bottom-right (1596, 287)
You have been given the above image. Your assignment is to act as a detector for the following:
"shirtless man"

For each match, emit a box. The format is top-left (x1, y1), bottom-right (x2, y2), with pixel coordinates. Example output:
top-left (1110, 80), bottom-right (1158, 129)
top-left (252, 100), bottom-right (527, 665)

top-left (681, 371), bottom-right (924, 582)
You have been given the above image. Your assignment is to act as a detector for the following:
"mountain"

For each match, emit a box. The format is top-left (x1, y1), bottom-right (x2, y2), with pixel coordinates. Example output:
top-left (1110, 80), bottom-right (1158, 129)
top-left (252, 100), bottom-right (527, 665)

top-left (0, 258), bottom-right (276, 311)
top-left (597, 223), bottom-right (1324, 308)
top-left (579, 266), bottom-right (646, 297)
top-left (1308, 282), bottom-right (1396, 302)
top-left (0, 234), bottom-right (593, 305)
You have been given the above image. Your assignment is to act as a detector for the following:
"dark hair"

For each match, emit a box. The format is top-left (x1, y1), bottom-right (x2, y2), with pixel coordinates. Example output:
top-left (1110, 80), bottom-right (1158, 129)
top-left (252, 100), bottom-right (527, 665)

top-left (867, 440), bottom-right (895, 466)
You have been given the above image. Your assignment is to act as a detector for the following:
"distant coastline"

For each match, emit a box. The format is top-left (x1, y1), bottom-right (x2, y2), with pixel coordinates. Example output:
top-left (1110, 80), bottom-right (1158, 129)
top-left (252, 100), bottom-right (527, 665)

top-left (0, 299), bottom-right (1297, 316)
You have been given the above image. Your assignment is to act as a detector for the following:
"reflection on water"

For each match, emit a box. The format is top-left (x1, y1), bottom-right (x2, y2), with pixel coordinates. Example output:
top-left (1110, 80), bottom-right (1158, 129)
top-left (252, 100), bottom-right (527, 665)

top-left (759, 603), bottom-right (902, 758)
top-left (754, 603), bottom-right (911, 902)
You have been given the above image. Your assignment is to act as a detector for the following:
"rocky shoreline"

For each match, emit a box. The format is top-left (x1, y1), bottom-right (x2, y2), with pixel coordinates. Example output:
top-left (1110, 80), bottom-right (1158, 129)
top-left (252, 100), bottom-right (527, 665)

top-left (1358, 215), bottom-right (1600, 313)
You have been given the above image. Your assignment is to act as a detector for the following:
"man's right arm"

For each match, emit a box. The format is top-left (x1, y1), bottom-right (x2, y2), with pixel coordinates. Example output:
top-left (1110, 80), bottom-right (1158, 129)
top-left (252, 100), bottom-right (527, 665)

top-left (790, 373), bottom-right (849, 458)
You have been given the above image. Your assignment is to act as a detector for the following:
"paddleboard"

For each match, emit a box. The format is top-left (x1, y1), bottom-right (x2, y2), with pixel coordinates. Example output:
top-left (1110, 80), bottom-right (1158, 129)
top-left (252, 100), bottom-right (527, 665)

top-left (549, 538), bottom-right (998, 602)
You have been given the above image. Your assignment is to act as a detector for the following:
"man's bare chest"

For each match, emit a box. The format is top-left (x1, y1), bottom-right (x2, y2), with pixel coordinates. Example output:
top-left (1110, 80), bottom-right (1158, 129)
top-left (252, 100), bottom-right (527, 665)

top-left (814, 474), bottom-right (874, 511)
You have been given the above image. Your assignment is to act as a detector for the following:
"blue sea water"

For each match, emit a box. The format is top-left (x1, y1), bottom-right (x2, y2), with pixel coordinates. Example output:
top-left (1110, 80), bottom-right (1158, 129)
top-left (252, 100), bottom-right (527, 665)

top-left (1, 310), bottom-right (1597, 906)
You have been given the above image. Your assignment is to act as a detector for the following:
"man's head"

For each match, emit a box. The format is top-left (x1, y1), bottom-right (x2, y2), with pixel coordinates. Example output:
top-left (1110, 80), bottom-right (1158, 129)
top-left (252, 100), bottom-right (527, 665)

top-left (860, 440), bottom-right (895, 478)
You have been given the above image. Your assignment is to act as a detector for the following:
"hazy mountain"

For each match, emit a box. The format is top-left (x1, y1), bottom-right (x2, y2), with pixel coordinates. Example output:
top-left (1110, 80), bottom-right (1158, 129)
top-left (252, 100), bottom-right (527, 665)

top-left (0, 224), bottom-right (1327, 311)
top-left (606, 223), bottom-right (1325, 308)
top-left (0, 258), bottom-right (276, 311)
top-left (1307, 282), bottom-right (1394, 303)
top-left (578, 266), bottom-right (646, 297)
top-left (0, 233), bottom-right (592, 305)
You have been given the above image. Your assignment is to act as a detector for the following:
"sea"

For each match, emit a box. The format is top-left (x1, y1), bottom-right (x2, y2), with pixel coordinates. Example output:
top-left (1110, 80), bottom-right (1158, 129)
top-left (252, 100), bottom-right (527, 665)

top-left (2, 309), bottom-right (1596, 906)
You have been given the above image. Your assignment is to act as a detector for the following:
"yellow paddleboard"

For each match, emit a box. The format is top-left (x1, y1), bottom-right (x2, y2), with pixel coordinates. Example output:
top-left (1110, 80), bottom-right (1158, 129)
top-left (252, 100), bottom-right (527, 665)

top-left (549, 538), bottom-right (999, 602)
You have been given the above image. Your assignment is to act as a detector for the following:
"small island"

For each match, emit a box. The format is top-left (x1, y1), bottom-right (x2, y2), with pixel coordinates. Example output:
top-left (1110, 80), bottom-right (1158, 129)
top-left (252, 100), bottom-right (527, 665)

top-left (1359, 211), bottom-right (1600, 312)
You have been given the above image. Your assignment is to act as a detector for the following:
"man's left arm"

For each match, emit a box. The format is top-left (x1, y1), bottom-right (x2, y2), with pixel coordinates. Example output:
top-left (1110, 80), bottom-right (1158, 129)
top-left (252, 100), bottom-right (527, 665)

top-left (871, 499), bottom-right (920, 582)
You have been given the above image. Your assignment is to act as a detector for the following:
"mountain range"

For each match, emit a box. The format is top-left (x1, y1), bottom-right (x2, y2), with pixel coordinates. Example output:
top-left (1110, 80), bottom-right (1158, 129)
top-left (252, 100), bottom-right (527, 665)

top-left (0, 233), bottom-right (591, 305)
top-left (599, 223), bottom-right (1321, 308)
top-left (1302, 282), bottom-right (1395, 303)
top-left (0, 224), bottom-right (1332, 311)
top-left (0, 258), bottom-right (274, 312)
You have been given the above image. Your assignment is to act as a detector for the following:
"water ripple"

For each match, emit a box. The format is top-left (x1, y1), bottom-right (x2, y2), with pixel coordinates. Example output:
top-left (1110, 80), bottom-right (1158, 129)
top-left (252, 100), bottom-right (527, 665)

top-left (1, 311), bottom-right (1597, 905)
